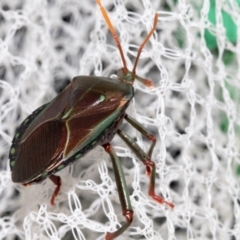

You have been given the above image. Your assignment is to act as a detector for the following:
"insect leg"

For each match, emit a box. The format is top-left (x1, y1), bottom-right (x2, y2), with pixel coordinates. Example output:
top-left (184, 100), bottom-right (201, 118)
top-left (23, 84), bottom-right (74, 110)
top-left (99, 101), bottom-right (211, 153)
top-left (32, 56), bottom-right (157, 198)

top-left (102, 143), bottom-right (133, 240)
top-left (124, 114), bottom-right (156, 159)
top-left (117, 129), bottom-right (174, 209)
top-left (124, 114), bottom-right (156, 178)
top-left (49, 175), bottom-right (61, 205)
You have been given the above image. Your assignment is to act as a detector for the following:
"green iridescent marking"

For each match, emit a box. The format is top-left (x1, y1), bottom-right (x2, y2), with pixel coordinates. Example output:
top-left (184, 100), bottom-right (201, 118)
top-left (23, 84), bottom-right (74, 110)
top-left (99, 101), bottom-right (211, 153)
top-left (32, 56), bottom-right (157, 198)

top-left (75, 153), bottom-right (82, 159)
top-left (92, 141), bottom-right (96, 145)
top-left (15, 132), bottom-right (20, 139)
top-left (24, 118), bottom-right (29, 124)
top-left (10, 161), bottom-right (15, 167)
top-left (99, 95), bottom-right (105, 102)
top-left (10, 148), bottom-right (15, 155)
top-left (62, 108), bottom-right (73, 119)
top-left (41, 171), bottom-right (48, 177)
top-left (57, 165), bottom-right (65, 170)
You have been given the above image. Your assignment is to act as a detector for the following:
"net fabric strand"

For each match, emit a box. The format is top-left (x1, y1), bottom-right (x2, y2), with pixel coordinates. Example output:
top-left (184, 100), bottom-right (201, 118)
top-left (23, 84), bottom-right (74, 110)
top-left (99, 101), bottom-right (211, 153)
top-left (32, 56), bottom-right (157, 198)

top-left (0, 0), bottom-right (240, 239)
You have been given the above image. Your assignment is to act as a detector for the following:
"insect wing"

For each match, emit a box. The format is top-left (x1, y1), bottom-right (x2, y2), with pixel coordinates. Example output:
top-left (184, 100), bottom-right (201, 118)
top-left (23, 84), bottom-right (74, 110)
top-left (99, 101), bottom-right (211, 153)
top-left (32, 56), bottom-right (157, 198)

top-left (63, 76), bottom-right (133, 157)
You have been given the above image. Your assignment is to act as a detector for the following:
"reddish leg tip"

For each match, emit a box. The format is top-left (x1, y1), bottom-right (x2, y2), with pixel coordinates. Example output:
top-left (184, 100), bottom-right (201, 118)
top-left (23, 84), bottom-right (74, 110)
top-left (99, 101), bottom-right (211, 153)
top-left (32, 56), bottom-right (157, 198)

top-left (167, 202), bottom-right (175, 209)
top-left (143, 79), bottom-right (154, 87)
top-left (50, 196), bottom-right (55, 206)
top-left (149, 190), bottom-right (174, 209)
top-left (105, 233), bottom-right (112, 240)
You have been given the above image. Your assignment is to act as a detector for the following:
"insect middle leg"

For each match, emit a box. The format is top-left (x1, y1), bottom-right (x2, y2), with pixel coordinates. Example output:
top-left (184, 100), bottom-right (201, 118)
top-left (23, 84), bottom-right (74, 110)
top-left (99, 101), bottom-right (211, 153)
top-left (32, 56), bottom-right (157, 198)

top-left (124, 114), bottom-right (156, 159)
top-left (124, 114), bottom-right (156, 176)
top-left (102, 143), bottom-right (134, 240)
top-left (117, 129), bottom-right (174, 209)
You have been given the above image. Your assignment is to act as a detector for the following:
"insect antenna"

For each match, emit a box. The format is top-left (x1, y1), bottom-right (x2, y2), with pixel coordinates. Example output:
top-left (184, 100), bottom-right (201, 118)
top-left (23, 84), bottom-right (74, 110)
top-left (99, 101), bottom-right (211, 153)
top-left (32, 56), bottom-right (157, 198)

top-left (96, 0), bottom-right (158, 87)
top-left (96, 0), bottom-right (128, 76)
top-left (131, 13), bottom-right (158, 81)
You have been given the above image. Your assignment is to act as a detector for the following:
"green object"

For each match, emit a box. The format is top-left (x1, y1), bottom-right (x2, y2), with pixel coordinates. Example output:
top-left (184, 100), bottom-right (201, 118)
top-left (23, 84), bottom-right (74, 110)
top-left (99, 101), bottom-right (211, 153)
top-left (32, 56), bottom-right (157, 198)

top-left (237, 165), bottom-right (240, 175)
top-left (204, 0), bottom-right (239, 50)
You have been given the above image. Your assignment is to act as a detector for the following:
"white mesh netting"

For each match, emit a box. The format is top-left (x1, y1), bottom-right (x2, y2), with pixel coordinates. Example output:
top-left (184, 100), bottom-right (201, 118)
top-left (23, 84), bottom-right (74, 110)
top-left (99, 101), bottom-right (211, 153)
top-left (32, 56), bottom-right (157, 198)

top-left (0, 0), bottom-right (240, 239)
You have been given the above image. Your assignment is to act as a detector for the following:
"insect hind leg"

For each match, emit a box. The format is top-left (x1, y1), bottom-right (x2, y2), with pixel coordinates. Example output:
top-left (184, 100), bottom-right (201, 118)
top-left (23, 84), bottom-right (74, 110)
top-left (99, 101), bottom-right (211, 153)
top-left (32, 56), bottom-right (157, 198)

top-left (117, 129), bottom-right (174, 209)
top-left (102, 143), bottom-right (133, 240)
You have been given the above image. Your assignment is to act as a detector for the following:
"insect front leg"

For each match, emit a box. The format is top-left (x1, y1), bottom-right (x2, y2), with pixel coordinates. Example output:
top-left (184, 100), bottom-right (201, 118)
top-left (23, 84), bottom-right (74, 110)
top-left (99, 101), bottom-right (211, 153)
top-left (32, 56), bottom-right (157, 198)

top-left (117, 129), bottom-right (174, 209)
top-left (102, 143), bottom-right (133, 240)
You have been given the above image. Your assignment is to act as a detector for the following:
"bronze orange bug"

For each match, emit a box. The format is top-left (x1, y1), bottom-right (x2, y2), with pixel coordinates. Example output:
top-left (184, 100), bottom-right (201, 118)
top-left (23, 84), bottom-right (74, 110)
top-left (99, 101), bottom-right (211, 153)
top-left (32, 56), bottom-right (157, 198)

top-left (9, 0), bottom-right (174, 239)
